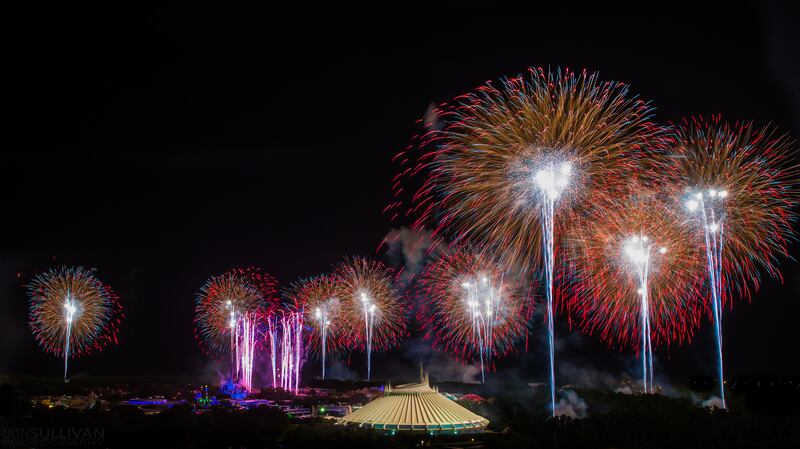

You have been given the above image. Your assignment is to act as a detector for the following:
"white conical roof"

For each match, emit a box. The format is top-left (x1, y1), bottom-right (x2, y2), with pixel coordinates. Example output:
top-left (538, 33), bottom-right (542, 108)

top-left (340, 370), bottom-right (488, 433)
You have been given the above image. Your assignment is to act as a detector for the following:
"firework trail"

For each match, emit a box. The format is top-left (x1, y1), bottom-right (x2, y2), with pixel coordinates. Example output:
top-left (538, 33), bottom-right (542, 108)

top-left (239, 312), bottom-right (257, 392)
top-left (389, 67), bottom-right (659, 414)
top-left (564, 194), bottom-right (705, 392)
top-left (293, 311), bottom-right (302, 391)
top-left (535, 160), bottom-right (570, 409)
top-left (266, 310), bottom-right (304, 393)
top-left (26, 266), bottom-right (122, 382)
top-left (624, 235), bottom-right (656, 393)
top-left (335, 257), bottom-right (408, 381)
top-left (267, 316), bottom-right (278, 388)
top-left (418, 246), bottom-right (533, 382)
top-left (317, 308), bottom-right (329, 380)
top-left (361, 292), bottom-right (376, 381)
top-left (194, 268), bottom-right (277, 390)
top-left (660, 117), bottom-right (799, 407)
top-left (285, 276), bottom-right (345, 380)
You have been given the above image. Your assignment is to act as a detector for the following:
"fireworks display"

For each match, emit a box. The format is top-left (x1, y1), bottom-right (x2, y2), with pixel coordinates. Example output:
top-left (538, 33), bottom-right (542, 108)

top-left (194, 267), bottom-right (278, 391)
top-left (418, 246), bottom-right (533, 382)
top-left (564, 195), bottom-right (706, 391)
top-left (285, 275), bottom-right (345, 380)
top-left (659, 117), bottom-right (799, 407)
top-left (390, 67), bottom-right (659, 414)
top-left (19, 63), bottom-right (800, 417)
top-left (26, 266), bottom-right (122, 381)
top-left (335, 257), bottom-right (407, 381)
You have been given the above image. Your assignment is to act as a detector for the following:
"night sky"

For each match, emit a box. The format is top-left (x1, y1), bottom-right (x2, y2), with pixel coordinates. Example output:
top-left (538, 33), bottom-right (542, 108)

top-left (4, 3), bottom-right (800, 384)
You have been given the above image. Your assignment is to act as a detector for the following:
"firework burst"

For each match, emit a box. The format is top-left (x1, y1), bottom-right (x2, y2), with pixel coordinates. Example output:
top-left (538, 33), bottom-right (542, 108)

top-left (285, 275), bottom-right (346, 379)
top-left (26, 266), bottom-right (122, 381)
top-left (390, 67), bottom-right (660, 413)
top-left (194, 267), bottom-right (277, 354)
top-left (334, 256), bottom-right (407, 380)
top-left (663, 117), bottom-right (799, 299)
top-left (660, 116), bottom-right (799, 407)
top-left (390, 67), bottom-right (659, 270)
top-left (564, 194), bottom-right (706, 390)
top-left (418, 246), bottom-right (533, 382)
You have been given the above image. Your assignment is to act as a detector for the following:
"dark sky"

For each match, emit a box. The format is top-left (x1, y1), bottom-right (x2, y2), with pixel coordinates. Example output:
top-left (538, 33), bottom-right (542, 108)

top-left (3, 3), bottom-right (800, 384)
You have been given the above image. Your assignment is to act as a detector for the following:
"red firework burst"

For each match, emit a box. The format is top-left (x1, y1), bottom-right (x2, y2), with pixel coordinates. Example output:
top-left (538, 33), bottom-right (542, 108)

top-left (563, 193), bottom-right (706, 349)
top-left (284, 275), bottom-right (348, 359)
top-left (656, 116), bottom-right (799, 303)
top-left (387, 67), bottom-right (662, 272)
top-left (26, 266), bottom-right (123, 358)
top-left (417, 245), bottom-right (534, 362)
top-left (194, 267), bottom-right (278, 354)
top-left (333, 257), bottom-right (408, 353)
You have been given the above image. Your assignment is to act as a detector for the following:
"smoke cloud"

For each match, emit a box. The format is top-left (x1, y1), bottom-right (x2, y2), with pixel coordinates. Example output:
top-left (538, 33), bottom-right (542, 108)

top-left (701, 396), bottom-right (724, 409)
top-left (554, 389), bottom-right (589, 418)
top-left (382, 227), bottom-right (441, 286)
top-left (423, 102), bottom-right (444, 131)
top-left (325, 359), bottom-right (358, 381)
top-left (394, 336), bottom-right (482, 384)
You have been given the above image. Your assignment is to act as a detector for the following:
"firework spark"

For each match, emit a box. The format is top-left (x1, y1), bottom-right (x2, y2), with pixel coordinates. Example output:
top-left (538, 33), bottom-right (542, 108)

top-left (266, 309), bottom-right (304, 393)
top-left (335, 257), bottom-right (407, 381)
top-left (418, 246), bottom-right (533, 382)
top-left (27, 266), bottom-right (122, 381)
top-left (564, 194), bottom-right (705, 391)
top-left (662, 117), bottom-right (799, 407)
top-left (390, 67), bottom-right (659, 414)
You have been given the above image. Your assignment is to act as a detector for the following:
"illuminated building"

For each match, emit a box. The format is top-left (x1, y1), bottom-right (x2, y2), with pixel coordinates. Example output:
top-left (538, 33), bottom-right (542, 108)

top-left (340, 369), bottom-right (488, 434)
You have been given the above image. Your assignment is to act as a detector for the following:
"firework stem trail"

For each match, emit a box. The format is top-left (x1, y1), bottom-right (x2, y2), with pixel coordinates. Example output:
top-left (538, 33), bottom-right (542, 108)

top-left (272, 311), bottom-right (304, 393)
top-left (541, 194), bottom-right (556, 416)
top-left (699, 197), bottom-right (727, 408)
top-left (63, 322), bottom-right (71, 381)
top-left (294, 312), bottom-right (303, 393)
top-left (534, 161), bottom-right (569, 416)
top-left (363, 300), bottom-right (374, 381)
top-left (478, 331), bottom-right (485, 383)
top-left (624, 233), bottom-right (664, 393)
top-left (634, 247), bottom-right (653, 393)
top-left (268, 317), bottom-right (278, 388)
top-left (62, 290), bottom-right (77, 382)
top-left (465, 283), bottom-right (486, 383)
top-left (239, 313), bottom-right (257, 392)
top-left (314, 305), bottom-right (332, 380)
top-left (321, 311), bottom-right (327, 380)
top-left (467, 284), bottom-right (486, 383)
